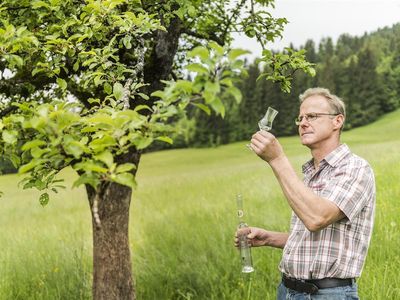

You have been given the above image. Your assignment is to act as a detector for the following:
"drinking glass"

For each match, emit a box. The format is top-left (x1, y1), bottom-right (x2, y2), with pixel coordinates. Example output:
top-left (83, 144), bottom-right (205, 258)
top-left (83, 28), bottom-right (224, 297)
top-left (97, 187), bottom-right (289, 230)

top-left (258, 107), bottom-right (278, 131)
top-left (246, 107), bottom-right (278, 149)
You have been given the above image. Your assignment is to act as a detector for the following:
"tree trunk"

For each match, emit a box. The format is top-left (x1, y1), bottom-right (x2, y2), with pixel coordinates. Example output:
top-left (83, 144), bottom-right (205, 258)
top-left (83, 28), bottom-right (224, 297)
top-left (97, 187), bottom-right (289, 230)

top-left (83, 14), bottom-right (183, 300)
top-left (85, 150), bottom-right (141, 300)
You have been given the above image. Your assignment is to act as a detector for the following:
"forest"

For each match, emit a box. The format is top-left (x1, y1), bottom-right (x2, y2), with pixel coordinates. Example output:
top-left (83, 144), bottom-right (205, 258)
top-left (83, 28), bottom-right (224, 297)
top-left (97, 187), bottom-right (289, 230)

top-left (162, 22), bottom-right (400, 149)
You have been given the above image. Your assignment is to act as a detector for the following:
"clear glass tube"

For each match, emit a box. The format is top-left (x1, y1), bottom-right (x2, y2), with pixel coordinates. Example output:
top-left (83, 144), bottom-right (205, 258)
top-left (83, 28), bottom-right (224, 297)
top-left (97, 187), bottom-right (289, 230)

top-left (236, 194), bottom-right (254, 273)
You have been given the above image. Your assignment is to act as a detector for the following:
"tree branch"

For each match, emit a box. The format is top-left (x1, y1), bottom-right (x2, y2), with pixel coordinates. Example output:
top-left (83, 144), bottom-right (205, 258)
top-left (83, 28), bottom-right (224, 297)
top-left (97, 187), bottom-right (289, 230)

top-left (250, 0), bottom-right (266, 50)
top-left (181, 28), bottom-right (225, 46)
top-left (0, 104), bottom-right (18, 118)
top-left (4, 6), bottom-right (31, 11)
top-left (221, 0), bottom-right (247, 42)
top-left (66, 80), bottom-right (95, 109)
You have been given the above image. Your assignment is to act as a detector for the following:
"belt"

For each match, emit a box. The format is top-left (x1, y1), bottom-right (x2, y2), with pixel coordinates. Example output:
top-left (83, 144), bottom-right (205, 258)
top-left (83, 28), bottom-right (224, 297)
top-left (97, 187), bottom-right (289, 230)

top-left (282, 274), bottom-right (354, 295)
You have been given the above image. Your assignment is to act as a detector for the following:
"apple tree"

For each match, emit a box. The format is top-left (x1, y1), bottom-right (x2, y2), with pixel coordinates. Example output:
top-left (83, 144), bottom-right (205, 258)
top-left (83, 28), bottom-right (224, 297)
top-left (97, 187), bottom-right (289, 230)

top-left (0, 0), bottom-right (314, 299)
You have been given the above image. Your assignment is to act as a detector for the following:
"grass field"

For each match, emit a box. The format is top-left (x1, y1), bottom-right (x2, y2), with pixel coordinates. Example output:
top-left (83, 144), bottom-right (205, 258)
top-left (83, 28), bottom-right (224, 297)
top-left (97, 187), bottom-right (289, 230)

top-left (1, 109), bottom-right (400, 299)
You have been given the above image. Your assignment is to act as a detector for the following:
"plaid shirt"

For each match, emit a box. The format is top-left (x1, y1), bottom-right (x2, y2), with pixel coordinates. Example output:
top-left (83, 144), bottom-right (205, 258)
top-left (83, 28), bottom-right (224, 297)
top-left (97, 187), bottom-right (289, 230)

top-left (279, 144), bottom-right (376, 279)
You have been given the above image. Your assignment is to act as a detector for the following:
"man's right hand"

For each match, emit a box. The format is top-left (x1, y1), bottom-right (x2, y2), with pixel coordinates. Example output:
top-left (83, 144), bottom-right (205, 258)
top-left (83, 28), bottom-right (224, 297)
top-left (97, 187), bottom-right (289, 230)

top-left (234, 227), bottom-right (270, 247)
top-left (234, 227), bottom-right (289, 249)
top-left (250, 131), bottom-right (285, 164)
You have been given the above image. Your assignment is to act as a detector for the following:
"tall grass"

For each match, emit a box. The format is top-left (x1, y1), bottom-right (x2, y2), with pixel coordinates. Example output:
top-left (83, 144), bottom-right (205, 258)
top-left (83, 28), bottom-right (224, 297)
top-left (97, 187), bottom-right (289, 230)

top-left (1, 110), bottom-right (399, 299)
top-left (0, 170), bottom-right (92, 300)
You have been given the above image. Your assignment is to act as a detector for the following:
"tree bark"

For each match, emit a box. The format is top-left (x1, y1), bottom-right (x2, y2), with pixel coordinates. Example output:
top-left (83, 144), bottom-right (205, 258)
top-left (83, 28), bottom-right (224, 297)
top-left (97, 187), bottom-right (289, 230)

top-left (85, 150), bottom-right (141, 300)
top-left (143, 17), bottom-right (183, 101)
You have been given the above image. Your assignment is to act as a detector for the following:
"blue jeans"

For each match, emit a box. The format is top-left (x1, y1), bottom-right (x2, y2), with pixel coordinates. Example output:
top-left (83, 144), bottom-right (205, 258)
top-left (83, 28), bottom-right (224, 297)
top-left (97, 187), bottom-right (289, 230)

top-left (277, 281), bottom-right (359, 300)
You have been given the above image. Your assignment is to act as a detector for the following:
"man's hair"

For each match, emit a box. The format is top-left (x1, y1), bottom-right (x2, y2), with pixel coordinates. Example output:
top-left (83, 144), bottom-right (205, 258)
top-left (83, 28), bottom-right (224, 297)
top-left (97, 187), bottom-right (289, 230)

top-left (299, 87), bottom-right (346, 118)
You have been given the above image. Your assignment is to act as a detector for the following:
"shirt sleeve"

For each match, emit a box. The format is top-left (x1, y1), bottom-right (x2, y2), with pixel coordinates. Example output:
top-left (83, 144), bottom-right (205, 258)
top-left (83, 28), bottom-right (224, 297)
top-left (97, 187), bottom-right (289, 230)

top-left (320, 161), bottom-right (375, 223)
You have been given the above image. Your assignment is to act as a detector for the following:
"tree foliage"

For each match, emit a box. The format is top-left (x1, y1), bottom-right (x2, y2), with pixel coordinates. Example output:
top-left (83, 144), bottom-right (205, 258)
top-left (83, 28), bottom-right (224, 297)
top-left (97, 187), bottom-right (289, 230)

top-left (0, 0), bottom-right (313, 198)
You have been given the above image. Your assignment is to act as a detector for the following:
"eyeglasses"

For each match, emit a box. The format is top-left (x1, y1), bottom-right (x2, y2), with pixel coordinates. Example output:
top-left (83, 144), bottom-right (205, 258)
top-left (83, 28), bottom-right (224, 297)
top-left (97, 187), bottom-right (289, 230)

top-left (295, 113), bottom-right (340, 126)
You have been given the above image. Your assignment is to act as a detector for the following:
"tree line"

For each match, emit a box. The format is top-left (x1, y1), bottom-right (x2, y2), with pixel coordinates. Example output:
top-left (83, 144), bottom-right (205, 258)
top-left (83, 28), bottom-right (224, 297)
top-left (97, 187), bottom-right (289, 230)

top-left (154, 22), bottom-right (400, 149)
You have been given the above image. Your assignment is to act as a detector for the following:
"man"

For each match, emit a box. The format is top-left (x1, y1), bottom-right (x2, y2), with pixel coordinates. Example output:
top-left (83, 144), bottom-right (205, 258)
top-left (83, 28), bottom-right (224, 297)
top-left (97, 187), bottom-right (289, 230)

top-left (236, 87), bottom-right (375, 299)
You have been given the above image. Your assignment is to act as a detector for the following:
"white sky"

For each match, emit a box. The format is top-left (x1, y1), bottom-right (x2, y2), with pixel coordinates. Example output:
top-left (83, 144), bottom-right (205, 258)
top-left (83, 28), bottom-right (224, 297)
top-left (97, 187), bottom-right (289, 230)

top-left (232, 0), bottom-right (400, 60)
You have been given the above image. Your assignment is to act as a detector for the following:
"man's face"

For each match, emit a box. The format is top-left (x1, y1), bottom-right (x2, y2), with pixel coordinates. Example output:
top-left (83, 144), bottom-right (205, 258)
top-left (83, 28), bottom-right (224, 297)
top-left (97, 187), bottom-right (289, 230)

top-left (298, 95), bottom-right (339, 148)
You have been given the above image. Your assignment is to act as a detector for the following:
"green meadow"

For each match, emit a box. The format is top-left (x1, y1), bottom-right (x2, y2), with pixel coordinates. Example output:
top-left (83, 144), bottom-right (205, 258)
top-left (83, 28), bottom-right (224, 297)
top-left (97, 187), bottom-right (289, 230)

top-left (1, 110), bottom-right (399, 300)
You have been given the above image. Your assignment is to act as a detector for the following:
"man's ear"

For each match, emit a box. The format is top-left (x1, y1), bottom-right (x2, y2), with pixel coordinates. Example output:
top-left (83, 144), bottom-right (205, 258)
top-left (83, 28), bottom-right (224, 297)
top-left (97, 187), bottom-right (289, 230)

top-left (333, 114), bottom-right (344, 130)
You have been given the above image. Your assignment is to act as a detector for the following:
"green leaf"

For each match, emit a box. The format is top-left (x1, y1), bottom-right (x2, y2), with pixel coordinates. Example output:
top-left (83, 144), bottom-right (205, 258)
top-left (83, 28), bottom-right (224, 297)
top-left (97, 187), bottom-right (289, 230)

top-left (113, 82), bottom-right (124, 100)
top-left (122, 36), bottom-right (132, 49)
top-left (111, 172), bottom-right (136, 189)
top-left (208, 41), bottom-right (224, 56)
top-left (210, 97), bottom-right (225, 117)
top-left (73, 161), bottom-right (108, 173)
top-left (203, 91), bottom-right (214, 104)
top-left (187, 5), bottom-right (196, 17)
top-left (32, 67), bottom-right (46, 76)
top-left (56, 78), bottom-right (67, 90)
top-left (261, 49), bottom-right (273, 60)
top-left (192, 103), bottom-right (211, 115)
top-left (9, 154), bottom-right (21, 168)
top-left (2, 130), bottom-right (18, 144)
top-left (104, 82), bottom-right (113, 95)
top-left (63, 140), bottom-right (86, 159)
top-left (115, 163), bottom-right (136, 173)
top-left (188, 46), bottom-right (209, 60)
top-left (136, 136), bottom-right (153, 150)
top-left (39, 193), bottom-right (49, 207)
top-left (205, 81), bottom-right (220, 94)
top-left (226, 86), bottom-right (242, 103)
top-left (73, 173), bottom-right (100, 189)
top-left (73, 61), bottom-right (79, 72)
top-left (87, 114), bottom-right (114, 125)
top-left (175, 7), bottom-right (185, 19)
top-left (228, 49), bottom-right (250, 60)
top-left (150, 90), bottom-right (164, 99)
top-left (175, 80), bottom-right (193, 93)
top-left (19, 160), bottom-right (41, 174)
top-left (31, 147), bottom-right (50, 158)
top-left (155, 136), bottom-right (173, 144)
top-left (220, 78), bottom-right (233, 87)
top-left (137, 93), bottom-right (149, 100)
top-left (186, 63), bottom-right (208, 75)
top-left (94, 151), bottom-right (114, 168)
top-left (88, 98), bottom-right (101, 105)
top-left (89, 135), bottom-right (116, 151)
top-left (32, 1), bottom-right (50, 9)
top-left (307, 67), bottom-right (316, 77)
top-left (7, 54), bottom-right (24, 68)
top-left (21, 139), bottom-right (47, 151)
top-left (94, 75), bottom-right (103, 86)
top-left (245, 26), bottom-right (256, 38)
top-left (22, 180), bottom-right (36, 190)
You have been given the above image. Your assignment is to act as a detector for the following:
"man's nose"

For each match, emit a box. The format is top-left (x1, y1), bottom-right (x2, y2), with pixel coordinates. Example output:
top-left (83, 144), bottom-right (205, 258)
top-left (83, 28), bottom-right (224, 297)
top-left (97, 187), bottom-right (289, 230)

top-left (299, 117), bottom-right (309, 126)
